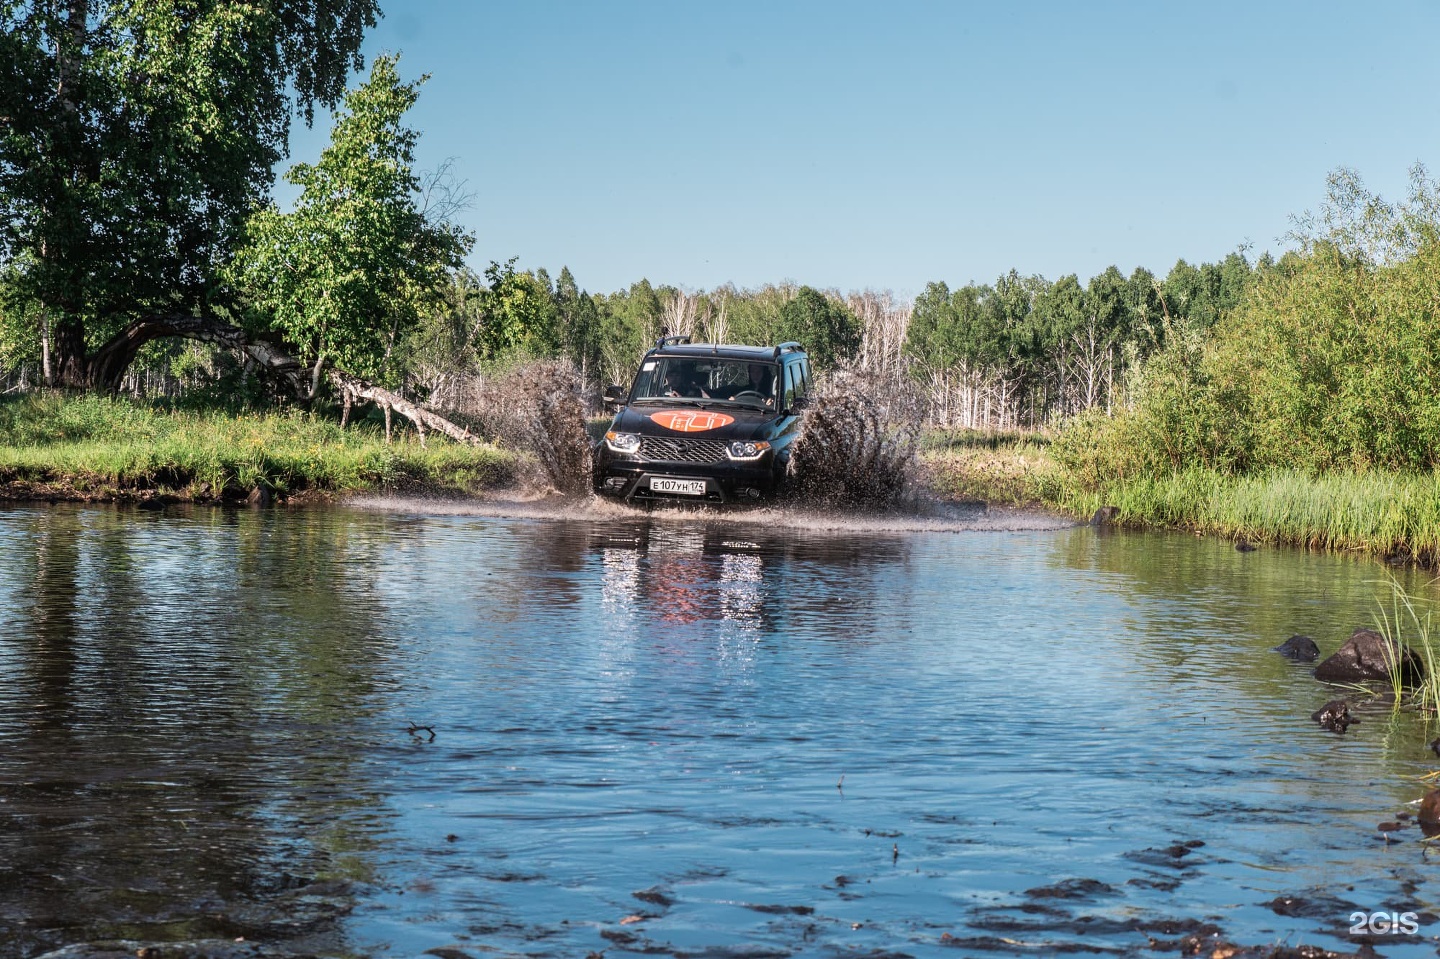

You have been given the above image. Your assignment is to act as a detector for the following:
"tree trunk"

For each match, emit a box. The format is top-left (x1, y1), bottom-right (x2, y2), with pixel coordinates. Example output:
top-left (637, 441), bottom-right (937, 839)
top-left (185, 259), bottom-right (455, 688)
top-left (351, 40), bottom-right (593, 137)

top-left (40, 311), bottom-right (52, 386)
top-left (333, 368), bottom-right (481, 445)
top-left (51, 317), bottom-right (90, 388)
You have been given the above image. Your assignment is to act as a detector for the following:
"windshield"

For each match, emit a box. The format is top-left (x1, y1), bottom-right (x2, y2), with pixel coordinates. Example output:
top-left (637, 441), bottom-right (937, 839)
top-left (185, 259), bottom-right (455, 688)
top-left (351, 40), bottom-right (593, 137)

top-left (631, 358), bottom-right (778, 410)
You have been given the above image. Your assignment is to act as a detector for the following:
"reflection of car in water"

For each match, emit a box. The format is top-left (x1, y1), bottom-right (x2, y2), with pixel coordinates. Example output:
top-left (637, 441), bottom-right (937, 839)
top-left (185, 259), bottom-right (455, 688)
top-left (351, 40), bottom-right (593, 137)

top-left (588, 521), bottom-right (911, 631)
top-left (594, 336), bottom-right (813, 504)
top-left (591, 523), bottom-right (771, 627)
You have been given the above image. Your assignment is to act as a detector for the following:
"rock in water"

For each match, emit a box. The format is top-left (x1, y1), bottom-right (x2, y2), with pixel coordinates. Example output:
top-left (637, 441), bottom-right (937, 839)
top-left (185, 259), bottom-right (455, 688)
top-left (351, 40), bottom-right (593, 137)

top-left (1090, 505), bottom-right (1119, 526)
top-left (1419, 790), bottom-right (1440, 827)
top-left (1273, 635), bottom-right (1320, 661)
top-left (1310, 699), bottom-right (1356, 733)
top-left (1314, 628), bottom-right (1425, 685)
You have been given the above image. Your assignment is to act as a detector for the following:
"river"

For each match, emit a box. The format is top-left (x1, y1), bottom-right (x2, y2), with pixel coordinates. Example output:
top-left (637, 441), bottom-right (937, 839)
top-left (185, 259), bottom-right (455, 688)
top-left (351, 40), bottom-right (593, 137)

top-left (0, 500), bottom-right (1437, 958)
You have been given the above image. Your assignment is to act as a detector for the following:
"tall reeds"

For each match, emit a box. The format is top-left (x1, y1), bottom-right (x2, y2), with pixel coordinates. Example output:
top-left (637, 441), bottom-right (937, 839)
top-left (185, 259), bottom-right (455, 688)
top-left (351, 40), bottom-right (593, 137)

top-left (1372, 578), bottom-right (1440, 718)
top-left (1062, 469), bottom-right (1440, 566)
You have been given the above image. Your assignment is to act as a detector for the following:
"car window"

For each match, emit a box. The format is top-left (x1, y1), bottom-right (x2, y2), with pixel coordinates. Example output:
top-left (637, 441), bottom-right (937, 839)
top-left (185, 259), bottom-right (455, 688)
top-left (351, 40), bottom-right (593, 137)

top-left (631, 357), bottom-right (777, 408)
top-left (783, 364), bottom-right (798, 409)
top-left (789, 361), bottom-right (807, 398)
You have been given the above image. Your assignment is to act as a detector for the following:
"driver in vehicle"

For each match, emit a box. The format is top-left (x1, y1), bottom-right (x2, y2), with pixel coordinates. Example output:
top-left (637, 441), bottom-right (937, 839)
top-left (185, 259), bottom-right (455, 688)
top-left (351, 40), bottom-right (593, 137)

top-left (728, 363), bottom-right (774, 406)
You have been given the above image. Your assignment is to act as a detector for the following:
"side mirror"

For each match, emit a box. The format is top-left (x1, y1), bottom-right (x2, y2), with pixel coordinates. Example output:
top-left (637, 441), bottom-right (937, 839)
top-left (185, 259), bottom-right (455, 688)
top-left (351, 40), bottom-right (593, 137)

top-left (788, 395), bottom-right (811, 413)
top-left (603, 384), bottom-right (626, 408)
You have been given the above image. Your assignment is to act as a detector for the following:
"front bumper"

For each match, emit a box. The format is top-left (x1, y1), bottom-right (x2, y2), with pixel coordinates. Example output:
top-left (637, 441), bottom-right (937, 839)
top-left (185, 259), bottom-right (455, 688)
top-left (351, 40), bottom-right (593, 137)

top-left (594, 454), bottom-right (784, 504)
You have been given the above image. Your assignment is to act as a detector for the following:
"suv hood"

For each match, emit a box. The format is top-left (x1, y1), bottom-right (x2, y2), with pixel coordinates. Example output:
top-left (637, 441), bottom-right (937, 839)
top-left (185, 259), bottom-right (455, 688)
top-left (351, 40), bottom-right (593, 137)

top-left (611, 403), bottom-right (784, 442)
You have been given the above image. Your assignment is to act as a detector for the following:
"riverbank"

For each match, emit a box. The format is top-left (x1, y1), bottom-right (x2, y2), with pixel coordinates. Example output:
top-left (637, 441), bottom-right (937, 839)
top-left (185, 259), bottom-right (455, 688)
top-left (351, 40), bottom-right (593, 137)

top-left (921, 429), bottom-right (1440, 567)
top-left (0, 394), bottom-right (514, 504)
top-left (11, 396), bottom-right (1440, 571)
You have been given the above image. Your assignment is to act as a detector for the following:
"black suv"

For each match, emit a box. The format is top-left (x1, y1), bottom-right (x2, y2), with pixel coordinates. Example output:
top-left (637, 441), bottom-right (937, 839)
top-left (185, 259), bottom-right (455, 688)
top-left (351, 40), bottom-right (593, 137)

top-left (594, 337), bottom-right (813, 503)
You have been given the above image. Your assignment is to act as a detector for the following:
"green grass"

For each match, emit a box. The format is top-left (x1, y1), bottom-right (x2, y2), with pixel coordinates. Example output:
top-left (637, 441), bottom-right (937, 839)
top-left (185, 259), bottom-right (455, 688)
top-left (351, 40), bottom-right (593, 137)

top-left (0, 393), bottom-right (514, 501)
top-left (1372, 579), bottom-right (1440, 722)
top-left (1060, 468), bottom-right (1440, 564)
top-left (918, 426), bottom-right (1440, 567)
top-left (920, 427), bottom-right (1053, 454)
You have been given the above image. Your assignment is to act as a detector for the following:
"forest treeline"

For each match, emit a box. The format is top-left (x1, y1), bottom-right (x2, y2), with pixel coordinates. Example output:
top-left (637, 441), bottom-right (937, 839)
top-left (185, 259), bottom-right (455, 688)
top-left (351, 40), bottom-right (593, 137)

top-left (1057, 166), bottom-right (1440, 483)
top-left (0, 234), bottom-right (1263, 432)
top-left (3, 247), bottom-right (1267, 430)
top-left (390, 250), bottom-right (1262, 430)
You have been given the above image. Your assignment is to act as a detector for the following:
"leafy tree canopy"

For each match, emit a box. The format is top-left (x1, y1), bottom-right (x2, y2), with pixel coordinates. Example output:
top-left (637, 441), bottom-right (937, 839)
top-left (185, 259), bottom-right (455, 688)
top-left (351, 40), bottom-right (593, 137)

top-left (0, 0), bottom-right (379, 386)
top-left (777, 286), bottom-right (860, 369)
top-left (229, 54), bottom-right (472, 383)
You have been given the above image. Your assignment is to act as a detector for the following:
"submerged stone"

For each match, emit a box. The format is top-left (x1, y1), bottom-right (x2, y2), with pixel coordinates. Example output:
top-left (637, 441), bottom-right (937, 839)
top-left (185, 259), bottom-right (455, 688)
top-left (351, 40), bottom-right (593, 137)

top-left (632, 885), bottom-right (675, 908)
top-left (1023, 877), bottom-right (1116, 900)
top-left (1419, 789), bottom-right (1440, 827)
top-left (1263, 892), bottom-right (1362, 919)
top-left (1313, 628), bottom-right (1424, 685)
top-left (1273, 635), bottom-right (1320, 661)
top-left (1310, 699), bottom-right (1356, 733)
top-left (36, 943), bottom-right (317, 959)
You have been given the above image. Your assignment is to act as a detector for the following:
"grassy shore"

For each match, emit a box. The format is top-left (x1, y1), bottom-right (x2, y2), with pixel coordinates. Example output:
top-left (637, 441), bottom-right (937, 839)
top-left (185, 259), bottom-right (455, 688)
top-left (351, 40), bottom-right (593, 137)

top-left (922, 429), bottom-right (1440, 566)
top-left (11, 396), bottom-right (1440, 568)
top-left (1060, 469), bottom-right (1440, 565)
top-left (0, 394), bottom-right (514, 503)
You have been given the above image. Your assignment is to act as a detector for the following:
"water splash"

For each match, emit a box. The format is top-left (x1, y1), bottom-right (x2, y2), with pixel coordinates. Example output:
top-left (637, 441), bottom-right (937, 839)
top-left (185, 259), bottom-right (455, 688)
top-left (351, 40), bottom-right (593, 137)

top-left (507, 360), bottom-right (594, 496)
top-left (787, 365), bottom-right (923, 509)
top-left (348, 492), bottom-right (1071, 532)
top-left (439, 359), bottom-right (594, 495)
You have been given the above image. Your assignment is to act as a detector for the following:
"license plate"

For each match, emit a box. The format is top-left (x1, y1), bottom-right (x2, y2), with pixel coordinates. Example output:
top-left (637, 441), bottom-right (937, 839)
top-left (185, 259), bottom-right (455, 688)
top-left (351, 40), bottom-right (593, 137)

top-left (651, 477), bottom-right (705, 496)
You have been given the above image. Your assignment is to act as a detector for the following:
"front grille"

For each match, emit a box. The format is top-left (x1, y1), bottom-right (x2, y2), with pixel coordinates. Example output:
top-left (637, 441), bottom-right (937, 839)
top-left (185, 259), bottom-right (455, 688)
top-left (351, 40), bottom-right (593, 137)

top-left (640, 436), bottom-right (729, 463)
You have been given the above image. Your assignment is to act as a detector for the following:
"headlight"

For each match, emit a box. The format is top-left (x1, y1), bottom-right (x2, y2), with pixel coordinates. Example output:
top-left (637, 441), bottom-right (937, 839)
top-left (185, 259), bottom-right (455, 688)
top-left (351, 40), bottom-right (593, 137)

top-left (726, 440), bottom-right (771, 461)
top-left (605, 431), bottom-right (641, 454)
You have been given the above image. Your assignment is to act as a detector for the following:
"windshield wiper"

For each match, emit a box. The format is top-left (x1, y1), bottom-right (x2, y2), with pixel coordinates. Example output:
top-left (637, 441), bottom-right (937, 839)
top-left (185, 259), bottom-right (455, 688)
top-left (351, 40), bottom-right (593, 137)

top-left (703, 399), bottom-right (765, 410)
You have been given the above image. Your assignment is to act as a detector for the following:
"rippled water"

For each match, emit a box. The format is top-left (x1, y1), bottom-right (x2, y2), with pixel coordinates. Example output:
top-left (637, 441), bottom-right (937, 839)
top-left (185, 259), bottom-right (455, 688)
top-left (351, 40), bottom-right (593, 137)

top-left (1, 502), bottom-right (1439, 958)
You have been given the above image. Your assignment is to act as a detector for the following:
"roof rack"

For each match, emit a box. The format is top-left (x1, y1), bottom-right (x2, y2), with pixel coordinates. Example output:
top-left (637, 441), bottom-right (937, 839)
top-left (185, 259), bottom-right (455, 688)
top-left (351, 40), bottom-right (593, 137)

top-left (655, 333), bottom-right (692, 349)
top-left (772, 341), bottom-right (803, 360)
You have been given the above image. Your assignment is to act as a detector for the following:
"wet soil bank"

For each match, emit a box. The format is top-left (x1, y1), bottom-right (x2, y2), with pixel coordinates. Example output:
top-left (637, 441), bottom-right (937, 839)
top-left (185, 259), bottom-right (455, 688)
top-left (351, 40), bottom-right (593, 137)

top-left (0, 464), bottom-right (514, 509)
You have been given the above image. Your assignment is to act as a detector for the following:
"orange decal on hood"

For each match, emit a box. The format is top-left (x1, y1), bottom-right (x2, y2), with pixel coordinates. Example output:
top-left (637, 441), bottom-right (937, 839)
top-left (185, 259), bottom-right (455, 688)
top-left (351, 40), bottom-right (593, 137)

top-left (649, 410), bottom-right (735, 432)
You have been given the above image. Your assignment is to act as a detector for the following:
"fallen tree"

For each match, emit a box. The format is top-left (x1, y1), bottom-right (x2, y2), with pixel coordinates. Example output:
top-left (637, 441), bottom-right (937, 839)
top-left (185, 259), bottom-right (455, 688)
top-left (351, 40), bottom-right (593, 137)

top-left (94, 311), bottom-right (484, 448)
top-left (87, 311), bottom-right (596, 496)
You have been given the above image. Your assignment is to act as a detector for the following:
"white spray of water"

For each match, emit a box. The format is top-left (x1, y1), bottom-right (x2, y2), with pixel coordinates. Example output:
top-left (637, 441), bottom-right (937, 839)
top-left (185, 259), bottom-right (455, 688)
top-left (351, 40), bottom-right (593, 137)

top-left (786, 365), bottom-right (923, 509)
top-left (442, 359), bottom-right (593, 496)
top-left (347, 493), bottom-right (1073, 534)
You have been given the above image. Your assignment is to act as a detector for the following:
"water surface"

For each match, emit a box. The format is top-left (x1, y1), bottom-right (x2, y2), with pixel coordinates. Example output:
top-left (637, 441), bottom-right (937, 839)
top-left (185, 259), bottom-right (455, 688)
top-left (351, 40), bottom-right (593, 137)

top-left (1, 502), bottom-right (1437, 957)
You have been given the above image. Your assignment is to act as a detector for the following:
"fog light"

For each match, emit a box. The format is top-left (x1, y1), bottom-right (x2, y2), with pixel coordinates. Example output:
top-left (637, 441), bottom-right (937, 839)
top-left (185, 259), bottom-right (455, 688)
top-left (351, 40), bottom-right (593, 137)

top-left (604, 476), bottom-right (626, 489)
top-left (745, 488), bottom-right (762, 499)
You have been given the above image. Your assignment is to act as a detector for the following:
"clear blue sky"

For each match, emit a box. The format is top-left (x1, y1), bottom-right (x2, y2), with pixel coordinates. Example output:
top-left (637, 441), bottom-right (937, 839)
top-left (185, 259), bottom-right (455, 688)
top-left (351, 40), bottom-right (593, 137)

top-left (281, 0), bottom-right (1440, 299)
